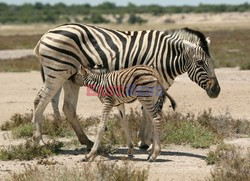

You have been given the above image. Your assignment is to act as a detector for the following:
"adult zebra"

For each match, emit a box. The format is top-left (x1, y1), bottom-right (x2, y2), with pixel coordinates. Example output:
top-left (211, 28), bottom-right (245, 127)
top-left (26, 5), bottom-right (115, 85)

top-left (33, 24), bottom-right (220, 149)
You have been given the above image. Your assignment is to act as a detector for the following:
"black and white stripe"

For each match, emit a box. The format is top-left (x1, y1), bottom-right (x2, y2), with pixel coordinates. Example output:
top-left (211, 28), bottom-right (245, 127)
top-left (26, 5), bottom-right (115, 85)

top-left (32, 23), bottom-right (220, 149)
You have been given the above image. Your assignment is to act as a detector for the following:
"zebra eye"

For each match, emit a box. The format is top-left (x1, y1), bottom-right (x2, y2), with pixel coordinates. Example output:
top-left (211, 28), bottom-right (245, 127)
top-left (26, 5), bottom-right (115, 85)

top-left (196, 60), bottom-right (204, 66)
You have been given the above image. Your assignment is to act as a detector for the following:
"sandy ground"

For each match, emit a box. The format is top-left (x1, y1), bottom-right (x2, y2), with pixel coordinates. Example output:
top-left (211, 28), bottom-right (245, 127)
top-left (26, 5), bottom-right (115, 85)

top-left (0, 67), bottom-right (250, 180)
top-left (0, 49), bottom-right (33, 60)
top-left (1, 67), bottom-right (250, 124)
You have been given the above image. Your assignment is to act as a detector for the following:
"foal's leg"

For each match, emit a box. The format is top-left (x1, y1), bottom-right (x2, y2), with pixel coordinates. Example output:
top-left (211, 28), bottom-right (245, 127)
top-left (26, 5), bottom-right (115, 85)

top-left (138, 96), bottom-right (162, 162)
top-left (147, 113), bottom-right (162, 162)
top-left (117, 104), bottom-right (134, 156)
top-left (138, 107), bottom-right (153, 150)
top-left (85, 98), bottom-right (114, 161)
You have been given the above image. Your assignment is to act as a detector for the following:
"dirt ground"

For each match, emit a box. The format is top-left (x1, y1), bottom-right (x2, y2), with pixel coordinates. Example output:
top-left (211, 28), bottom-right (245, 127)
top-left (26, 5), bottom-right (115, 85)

top-left (1, 67), bottom-right (250, 124)
top-left (0, 67), bottom-right (250, 180)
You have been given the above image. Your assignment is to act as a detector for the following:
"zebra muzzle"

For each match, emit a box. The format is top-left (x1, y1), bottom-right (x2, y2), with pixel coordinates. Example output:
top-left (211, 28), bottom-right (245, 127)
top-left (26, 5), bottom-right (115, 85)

top-left (206, 77), bottom-right (220, 98)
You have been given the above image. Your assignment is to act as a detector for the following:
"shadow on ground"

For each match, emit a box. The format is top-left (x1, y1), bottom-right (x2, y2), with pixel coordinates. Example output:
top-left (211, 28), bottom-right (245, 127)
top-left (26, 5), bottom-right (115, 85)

top-left (59, 147), bottom-right (206, 162)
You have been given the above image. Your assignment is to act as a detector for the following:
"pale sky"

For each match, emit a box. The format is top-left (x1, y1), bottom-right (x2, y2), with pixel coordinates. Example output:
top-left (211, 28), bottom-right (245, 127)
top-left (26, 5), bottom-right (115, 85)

top-left (0, 0), bottom-right (250, 6)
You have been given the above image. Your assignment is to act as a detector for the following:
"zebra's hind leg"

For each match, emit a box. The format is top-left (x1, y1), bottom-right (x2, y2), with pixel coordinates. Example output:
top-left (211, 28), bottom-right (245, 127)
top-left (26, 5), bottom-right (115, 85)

top-left (62, 80), bottom-right (93, 149)
top-left (33, 80), bottom-right (63, 143)
top-left (84, 98), bottom-right (114, 162)
top-left (117, 104), bottom-right (134, 157)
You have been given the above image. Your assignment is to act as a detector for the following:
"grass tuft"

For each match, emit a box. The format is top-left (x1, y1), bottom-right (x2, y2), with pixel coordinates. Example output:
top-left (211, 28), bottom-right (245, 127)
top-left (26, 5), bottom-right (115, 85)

top-left (207, 145), bottom-right (250, 181)
top-left (1, 113), bottom-right (33, 131)
top-left (11, 123), bottom-right (33, 138)
top-left (0, 140), bottom-right (63, 161)
top-left (206, 144), bottom-right (235, 165)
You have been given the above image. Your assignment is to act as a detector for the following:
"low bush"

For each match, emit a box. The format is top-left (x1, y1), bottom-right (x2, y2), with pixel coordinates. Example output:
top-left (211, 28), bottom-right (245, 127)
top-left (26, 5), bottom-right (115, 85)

top-left (0, 140), bottom-right (63, 161)
top-left (207, 144), bottom-right (250, 181)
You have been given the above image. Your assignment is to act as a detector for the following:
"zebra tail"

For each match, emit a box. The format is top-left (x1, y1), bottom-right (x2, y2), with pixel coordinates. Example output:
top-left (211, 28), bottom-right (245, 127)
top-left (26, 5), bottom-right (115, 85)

top-left (40, 66), bottom-right (45, 82)
top-left (33, 40), bottom-right (40, 57)
top-left (156, 78), bottom-right (177, 111)
top-left (165, 91), bottom-right (176, 111)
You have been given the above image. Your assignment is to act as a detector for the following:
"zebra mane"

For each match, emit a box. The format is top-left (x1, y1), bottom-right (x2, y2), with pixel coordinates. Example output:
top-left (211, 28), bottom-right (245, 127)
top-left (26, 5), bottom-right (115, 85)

top-left (165, 27), bottom-right (210, 56)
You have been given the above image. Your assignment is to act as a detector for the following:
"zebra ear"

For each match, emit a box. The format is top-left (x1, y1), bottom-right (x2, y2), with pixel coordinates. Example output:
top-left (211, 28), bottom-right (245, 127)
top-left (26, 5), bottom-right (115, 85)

top-left (183, 40), bottom-right (196, 49)
top-left (80, 67), bottom-right (87, 76)
top-left (206, 37), bottom-right (211, 46)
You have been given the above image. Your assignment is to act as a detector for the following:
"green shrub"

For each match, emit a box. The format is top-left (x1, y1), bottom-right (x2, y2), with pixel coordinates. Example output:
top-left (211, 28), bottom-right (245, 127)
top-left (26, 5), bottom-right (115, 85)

top-left (1, 113), bottom-right (33, 131)
top-left (162, 113), bottom-right (219, 148)
top-left (12, 123), bottom-right (33, 138)
top-left (84, 14), bottom-right (110, 24)
top-left (128, 13), bottom-right (147, 24)
top-left (0, 140), bottom-right (63, 161)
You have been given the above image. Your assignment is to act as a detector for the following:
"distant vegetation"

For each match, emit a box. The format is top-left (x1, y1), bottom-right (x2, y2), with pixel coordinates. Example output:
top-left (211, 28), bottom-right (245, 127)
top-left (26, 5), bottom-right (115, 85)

top-left (0, 2), bottom-right (250, 24)
top-left (1, 29), bottom-right (250, 70)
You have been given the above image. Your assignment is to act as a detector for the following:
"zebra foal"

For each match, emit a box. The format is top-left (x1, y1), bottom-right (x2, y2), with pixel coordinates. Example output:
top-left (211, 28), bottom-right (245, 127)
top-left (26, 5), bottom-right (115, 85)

top-left (74, 65), bottom-right (173, 162)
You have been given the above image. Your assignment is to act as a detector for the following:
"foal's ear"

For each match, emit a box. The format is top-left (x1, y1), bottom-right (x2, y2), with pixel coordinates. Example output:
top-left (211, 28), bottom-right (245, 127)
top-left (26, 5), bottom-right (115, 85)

top-left (80, 67), bottom-right (88, 76)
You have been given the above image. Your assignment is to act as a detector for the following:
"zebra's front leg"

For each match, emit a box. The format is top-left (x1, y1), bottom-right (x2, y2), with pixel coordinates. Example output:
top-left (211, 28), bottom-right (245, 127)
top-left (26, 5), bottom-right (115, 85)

top-left (117, 104), bottom-right (134, 157)
top-left (63, 80), bottom-right (93, 149)
top-left (84, 99), bottom-right (114, 162)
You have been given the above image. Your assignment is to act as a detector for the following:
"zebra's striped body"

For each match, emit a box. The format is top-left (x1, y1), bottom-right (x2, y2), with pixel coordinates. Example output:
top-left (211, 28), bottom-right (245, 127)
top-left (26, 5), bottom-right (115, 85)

top-left (33, 23), bottom-right (220, 149)
top-left (74, 65), bottom-right (169, 161)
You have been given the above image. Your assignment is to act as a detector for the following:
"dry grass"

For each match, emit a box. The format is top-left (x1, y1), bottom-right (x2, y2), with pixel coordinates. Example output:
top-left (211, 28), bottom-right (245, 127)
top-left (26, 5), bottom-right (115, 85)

top-left (196, 109), bottom-right (250, 137)
top-left (0, 34), bottom-right (41, 50)
top-left (2, 109), bottom-right (249, 152)
top-left (206, 29), bottom-right (250, 70)
top-left (0, 55), bottom-right (40, 72)
top-left (207, 144), bottom-right (250, 181)
top-left (7, 160), bottom-right (148, 181)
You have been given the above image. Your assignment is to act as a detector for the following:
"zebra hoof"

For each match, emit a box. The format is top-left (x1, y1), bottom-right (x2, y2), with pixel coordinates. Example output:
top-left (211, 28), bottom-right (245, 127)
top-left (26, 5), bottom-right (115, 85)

top-left (139, 144), bottom-right (149, 150)
top-left (147, 157), bottom-right (154, 162)
top-left (80, 157), bottom-right (87, 162)
top-left (86, 141), bottom-right (94, 152)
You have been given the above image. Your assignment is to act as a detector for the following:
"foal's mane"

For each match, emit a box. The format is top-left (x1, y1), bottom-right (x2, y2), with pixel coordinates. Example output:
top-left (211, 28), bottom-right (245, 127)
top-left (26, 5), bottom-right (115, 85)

top-left (165, 28), bottom-right (210, 56)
